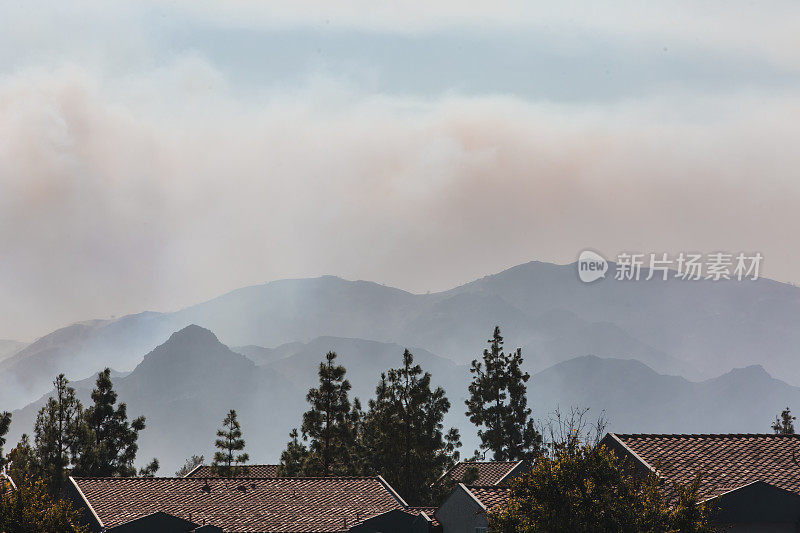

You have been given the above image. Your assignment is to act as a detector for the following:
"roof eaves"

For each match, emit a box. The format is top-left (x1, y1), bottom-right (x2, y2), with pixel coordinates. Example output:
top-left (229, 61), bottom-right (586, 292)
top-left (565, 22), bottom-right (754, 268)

top-left (606, 432), bottom-right (659, 475)
top-left (434, 461), bottom-right (459, 485)
top-left (496, 460), bottom-right (525, 484)
top-left (184, 464), bottom-right (204, 477)
top-left (69, 476), bottom-right (104, 529)
top-left (462, 483), bottom-right (488, 512)
top-left (376, 475), bottom-right (409, 508)
top-left (699, 480), bottom-right (800, 504)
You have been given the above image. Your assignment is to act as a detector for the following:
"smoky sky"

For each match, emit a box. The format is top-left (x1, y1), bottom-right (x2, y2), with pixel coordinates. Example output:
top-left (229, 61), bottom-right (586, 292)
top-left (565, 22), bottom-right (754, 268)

top-left (1, 1), bottom-right (800, 340)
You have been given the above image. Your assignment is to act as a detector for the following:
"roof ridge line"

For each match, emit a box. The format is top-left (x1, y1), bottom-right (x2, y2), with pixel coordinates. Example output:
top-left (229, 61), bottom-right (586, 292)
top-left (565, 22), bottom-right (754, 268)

top-left (616, 433), bottom-right (800, 438)
top-left (72, 475), bottom-right (384, 481)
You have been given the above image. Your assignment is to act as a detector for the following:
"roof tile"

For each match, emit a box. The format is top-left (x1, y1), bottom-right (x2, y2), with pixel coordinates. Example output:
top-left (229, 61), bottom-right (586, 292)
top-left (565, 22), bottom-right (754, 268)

top-left (185, 464), bottom-right (280, 478)
top-left (612, 433), bottom-right (800, 500)
top-left (465, 485), bottom-right (510, 511)
top-left (438, 461), bottom-right (523, 486)
top-left (71, 476), bottom-right (405, 532)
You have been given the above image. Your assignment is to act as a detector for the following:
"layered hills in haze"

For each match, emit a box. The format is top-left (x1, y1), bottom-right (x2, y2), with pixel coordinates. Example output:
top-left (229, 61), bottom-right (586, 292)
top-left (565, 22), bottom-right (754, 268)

top-left (3, 260), bottom-right (800, 471)
top-left (7, 324), bottom-right (800, 472)
top-left (3, 260), bottom-right (799, 412)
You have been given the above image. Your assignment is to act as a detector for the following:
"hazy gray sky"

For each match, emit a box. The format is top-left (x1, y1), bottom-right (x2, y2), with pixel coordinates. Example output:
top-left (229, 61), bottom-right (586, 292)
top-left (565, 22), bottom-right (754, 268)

top-left (2, 1), bottom-right (800, 339)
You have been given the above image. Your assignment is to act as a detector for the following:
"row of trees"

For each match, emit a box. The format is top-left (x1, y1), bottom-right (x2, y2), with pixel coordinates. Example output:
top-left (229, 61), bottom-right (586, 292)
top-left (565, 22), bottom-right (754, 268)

top-left (1, 369), bottom-right (157, 531)
top-left (2, 325), bottom-right (787, 529)
top-left (275, 326), bottom-right (540, 505)
top-left (1, 369), bottom-right (158, 495)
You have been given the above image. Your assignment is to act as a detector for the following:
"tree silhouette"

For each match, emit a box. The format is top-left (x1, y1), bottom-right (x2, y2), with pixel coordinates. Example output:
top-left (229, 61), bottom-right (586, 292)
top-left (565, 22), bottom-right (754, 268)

top-left (212, 409), bottom-right (249, 476)
top-left (772, 406), bottom-right (796, 434)
top-left (362, 349), bottom-right (461, 504)
top-left (72, 368), bottom-right (155, 477)
top-left (33, 374), bottom-right (82, 493)
top-left (466, 327), bottom-right (542, 461)
top-left (300, 352), bottom-right (357, 476)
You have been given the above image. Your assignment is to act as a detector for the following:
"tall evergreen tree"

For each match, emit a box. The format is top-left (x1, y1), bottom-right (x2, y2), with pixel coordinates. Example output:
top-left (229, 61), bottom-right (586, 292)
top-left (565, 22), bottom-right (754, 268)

top-left (465, 327), bottom-right (542, 461)
top-left (345, 398), bottom-right (367, 475)
top-left (0, 411), bottom-right (10, 467)
top-left (72, 368), bottom-right (154, 477)
top-left (6, 434), bottom-right (35, 484)
top-left (299, 351), bottom-right (358, 476)
top-left (278, 429), bottom-right (311, 477)
top-left (212, 409), bottom-right (249, 476)
top-left (772, 406), bottom-right (796, 434)
top-left (33, 374), bottom-right (82, 493)
top-left (362, 349), bottom-right (461, 505)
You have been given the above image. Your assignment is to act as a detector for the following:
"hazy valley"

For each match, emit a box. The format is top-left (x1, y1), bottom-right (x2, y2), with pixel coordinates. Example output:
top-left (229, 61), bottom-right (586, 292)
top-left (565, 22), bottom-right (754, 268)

top-left (4, 260), bottom-right (800, 471)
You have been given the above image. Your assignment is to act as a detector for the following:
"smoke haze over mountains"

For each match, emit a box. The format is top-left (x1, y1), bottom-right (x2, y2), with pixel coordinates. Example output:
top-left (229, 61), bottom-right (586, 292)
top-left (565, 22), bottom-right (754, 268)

top-left (2, 2), bottom-right (800, 340)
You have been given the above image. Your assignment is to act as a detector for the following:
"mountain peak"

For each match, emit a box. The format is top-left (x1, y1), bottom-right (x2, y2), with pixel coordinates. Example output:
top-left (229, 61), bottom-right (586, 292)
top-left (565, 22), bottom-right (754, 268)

top-left (133, 325), bottom-right (254, 382)
top-left (166, 324), bottom-right (221, 345)
top-left (724, 364), bottom-right (771, 379)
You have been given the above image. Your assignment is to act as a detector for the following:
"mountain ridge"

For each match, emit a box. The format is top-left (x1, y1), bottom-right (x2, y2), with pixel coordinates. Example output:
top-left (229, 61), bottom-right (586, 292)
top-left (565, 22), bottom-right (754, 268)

top-left (7, 326), bottom-right (800, 473)
top-left (1, 260), bottom-right (799, 410)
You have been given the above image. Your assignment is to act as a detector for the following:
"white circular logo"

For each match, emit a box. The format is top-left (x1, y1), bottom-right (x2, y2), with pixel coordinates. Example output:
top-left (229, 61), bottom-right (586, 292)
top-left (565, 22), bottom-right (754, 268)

top-left (578, 250), bottom-right (608, 283)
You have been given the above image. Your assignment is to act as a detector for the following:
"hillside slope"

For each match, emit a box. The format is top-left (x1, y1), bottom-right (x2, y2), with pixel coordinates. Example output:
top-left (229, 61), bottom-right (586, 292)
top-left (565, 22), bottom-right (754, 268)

top-left (8, 327), bottom-right (799, 472)
top-left (3, 260), bottom-right (799, 409)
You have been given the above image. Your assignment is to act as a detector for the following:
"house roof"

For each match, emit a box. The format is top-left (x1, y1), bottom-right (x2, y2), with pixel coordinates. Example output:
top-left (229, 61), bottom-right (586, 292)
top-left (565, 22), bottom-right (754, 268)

top-left (463, 485), bottom-right (510, 511)
top-left (185, 464), bottom-right (280, 478)
top-left (607, 433), bottom-right (800, 500)
top-left (70, 476), bottom-right (407, 533)
top-left (437, 461), bottom-right (524, 486)
top-left (407, 507), bottom-right (440, 527)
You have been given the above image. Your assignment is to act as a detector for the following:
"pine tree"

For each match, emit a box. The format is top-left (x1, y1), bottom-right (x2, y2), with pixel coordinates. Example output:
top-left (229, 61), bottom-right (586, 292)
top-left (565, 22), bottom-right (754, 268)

top-left (278, 428), bottom-right (310, 477)
top-left (772, 406), bottom-right (796, 434)
top-left (72, 368), bottom-right (154, 477)
top-left (362, 349), bottom-right (461, 505)
top-left (138, 458), bottom-right (160, 477)
top-left (212, 409), bottom-right (249, 476)
top-left (6, 434), bottom-right (35, 484)
top-left (300, 351), bottom-right (358, 476)
top-left (465, 326), bottom-right (542, 461)
top-left (33, 374), bottom-right (82, 493)
top-left (0, 411), bottom-right (10, 467)
top-left (345, 398), bottom-right (367, 475)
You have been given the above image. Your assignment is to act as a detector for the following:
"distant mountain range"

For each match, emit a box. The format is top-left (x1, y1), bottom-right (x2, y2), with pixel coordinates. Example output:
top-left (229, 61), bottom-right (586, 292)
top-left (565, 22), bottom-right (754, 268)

top-left (7, 325), bottom-right (800, 473)
top-left (3, 261), bottom-right (799, 412)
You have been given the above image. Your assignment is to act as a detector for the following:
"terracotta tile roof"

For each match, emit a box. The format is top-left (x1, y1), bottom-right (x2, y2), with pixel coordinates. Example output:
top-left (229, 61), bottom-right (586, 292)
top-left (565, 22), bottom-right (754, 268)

top-left (407, 506), bottom-right (440, 527)
top-left (185, 464), bottom-right (280, 478)
top-left (464, 485), bottom-right (510, 511)
top-left (609, 433), bottom-right (800, 500)
top-left (437, 461), bottom-right (524, 486)
top-left (70, 476), bottom-right (406, 532)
